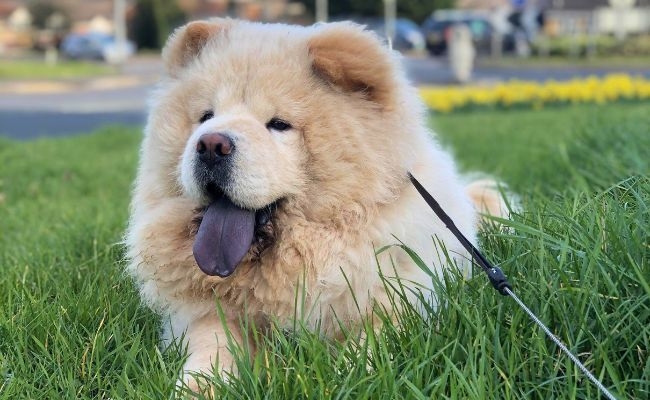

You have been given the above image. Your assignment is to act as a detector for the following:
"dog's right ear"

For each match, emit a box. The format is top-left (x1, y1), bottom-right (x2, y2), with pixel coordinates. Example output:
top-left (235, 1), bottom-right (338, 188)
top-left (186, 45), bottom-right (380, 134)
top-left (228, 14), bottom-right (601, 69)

top-left (162, 19), bottom-right (229, 77)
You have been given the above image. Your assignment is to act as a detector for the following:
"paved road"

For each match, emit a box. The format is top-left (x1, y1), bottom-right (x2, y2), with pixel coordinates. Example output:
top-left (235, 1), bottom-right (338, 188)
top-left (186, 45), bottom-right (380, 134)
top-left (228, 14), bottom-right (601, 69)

top-left (406, 57), bottom-right (650, 85)
top-left (0, 84), bottom-right (152, 139)
top-left (0, 110), bottom-right (146, 140)
top-left (1, 56), bottom-right (648, 140)
top-left (0, 57), bottom-right (160, 139)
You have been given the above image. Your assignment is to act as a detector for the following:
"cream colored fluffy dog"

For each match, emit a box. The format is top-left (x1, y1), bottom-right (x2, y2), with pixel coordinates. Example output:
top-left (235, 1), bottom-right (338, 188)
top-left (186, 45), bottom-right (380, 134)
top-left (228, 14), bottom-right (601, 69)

top-left (126, 18), bottom-right (505, 388)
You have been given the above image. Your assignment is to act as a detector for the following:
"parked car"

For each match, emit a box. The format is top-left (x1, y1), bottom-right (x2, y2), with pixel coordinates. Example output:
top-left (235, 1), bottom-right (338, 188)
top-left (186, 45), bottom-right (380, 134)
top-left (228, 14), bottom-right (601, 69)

top-left (338, 17), bottom-right (426, 53)
top-left (61, 32), bottom-right (134, 61)
top-left (366, 18), bottom-right (426, 53)
top-left (421, 12), bottom-right (514, 56)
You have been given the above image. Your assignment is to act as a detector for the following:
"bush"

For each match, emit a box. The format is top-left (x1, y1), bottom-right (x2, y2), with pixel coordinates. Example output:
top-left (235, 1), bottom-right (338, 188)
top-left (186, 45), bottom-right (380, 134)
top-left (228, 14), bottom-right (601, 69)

top-left (533, 34), bottom-right (650, 57)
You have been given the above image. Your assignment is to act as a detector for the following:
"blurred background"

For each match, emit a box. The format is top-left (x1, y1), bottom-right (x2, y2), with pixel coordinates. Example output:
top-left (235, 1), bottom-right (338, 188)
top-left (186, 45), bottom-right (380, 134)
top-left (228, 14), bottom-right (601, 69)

top-left (0, 0), bottom-right (649, 139)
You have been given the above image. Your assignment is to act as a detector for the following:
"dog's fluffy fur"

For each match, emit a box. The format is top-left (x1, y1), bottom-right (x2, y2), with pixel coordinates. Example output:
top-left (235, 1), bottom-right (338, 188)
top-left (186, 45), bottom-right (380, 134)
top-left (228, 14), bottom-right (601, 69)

top-left (126, 18), bottom-right (506, 386)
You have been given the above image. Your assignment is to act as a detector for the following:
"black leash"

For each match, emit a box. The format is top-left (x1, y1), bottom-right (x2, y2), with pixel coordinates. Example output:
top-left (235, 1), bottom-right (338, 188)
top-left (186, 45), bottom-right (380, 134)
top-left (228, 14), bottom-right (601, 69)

top-left (408, 173), bottom-right (512, 295)
top-left (408, 173), bottom-right (618, 400)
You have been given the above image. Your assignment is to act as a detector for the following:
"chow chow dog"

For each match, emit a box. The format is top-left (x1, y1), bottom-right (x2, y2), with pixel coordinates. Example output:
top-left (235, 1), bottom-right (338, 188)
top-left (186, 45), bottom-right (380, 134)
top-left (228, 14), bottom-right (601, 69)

top-left (126, 18), bottom-right (506, 389)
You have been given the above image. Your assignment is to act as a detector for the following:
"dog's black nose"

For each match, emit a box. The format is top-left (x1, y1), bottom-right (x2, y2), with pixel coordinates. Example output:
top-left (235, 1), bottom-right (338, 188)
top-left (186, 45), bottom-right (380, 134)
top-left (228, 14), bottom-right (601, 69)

top-left (196, 133), bottom-right (234, 164)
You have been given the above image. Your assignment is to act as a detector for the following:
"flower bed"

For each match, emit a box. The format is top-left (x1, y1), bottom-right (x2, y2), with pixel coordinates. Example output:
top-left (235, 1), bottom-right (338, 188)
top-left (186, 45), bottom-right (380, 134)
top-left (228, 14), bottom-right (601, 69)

top-left (419, 74), bottom-right (650, 113)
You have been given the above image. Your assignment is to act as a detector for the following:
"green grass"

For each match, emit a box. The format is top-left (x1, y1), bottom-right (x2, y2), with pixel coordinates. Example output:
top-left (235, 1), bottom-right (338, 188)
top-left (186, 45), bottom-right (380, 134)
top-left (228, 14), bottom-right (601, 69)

top-left (1, 103), bottom-right (649, 399)
top-left (0, 60), bottom-right (114, 80)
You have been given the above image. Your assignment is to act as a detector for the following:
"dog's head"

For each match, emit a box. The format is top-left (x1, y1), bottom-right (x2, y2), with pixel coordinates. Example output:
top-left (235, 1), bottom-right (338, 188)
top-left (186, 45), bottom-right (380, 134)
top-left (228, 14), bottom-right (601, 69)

top-left (141, 19), bottom-right (423, 277)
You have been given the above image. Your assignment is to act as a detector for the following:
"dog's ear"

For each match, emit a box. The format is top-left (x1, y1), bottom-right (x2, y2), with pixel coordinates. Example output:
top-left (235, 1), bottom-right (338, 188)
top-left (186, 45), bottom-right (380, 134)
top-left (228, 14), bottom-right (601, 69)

top-left (162, 19), bottom-right (229, 77)
top-left (308, 23), bottom-right (395, 106)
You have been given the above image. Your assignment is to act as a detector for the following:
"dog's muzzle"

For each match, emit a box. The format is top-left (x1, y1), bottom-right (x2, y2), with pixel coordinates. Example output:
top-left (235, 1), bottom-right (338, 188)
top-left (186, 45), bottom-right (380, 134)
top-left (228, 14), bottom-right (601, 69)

top-left (193, 132), bottom-right (235, 192)
top-left (190, 132), bottom-right (278, 278)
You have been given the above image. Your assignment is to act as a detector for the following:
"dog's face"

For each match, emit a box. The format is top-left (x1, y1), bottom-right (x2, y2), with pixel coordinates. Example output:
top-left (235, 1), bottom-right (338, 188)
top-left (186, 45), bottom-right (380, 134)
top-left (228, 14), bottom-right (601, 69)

top-left (180, 110), bottom-right (304, 210)
top-left (156, 23), bottom-right (311, 213)
top-left (141, 19), bottom-right (420, 277)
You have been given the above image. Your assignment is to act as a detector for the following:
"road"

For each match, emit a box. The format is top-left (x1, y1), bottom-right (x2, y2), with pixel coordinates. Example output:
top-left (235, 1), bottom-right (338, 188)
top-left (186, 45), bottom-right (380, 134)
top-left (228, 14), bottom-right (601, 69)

top-left (0, 110), bottom-right (146, 140)
top-left (405, 57), bottom-right (650, 85)
top-left (1, 56), bottom-right (649, 140)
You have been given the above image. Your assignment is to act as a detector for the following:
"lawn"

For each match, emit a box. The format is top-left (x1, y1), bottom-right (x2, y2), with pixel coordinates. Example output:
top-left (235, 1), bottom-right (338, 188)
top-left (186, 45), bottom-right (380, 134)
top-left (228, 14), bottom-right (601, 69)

top-left (0, 103), bottom-right (648, 399)
top-left (0, 60), bottom-right (114, 80)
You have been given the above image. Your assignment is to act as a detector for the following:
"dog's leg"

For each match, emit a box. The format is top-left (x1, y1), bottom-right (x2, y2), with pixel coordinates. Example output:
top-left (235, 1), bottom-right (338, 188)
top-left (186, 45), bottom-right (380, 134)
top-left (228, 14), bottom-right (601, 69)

top-left (176, 312), bottom-right (244, 394)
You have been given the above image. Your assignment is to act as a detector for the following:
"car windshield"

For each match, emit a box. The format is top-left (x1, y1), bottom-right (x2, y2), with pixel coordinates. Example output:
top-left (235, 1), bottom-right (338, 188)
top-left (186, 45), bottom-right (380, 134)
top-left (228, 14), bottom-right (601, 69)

top-left (466, 19), bottom-right (489, 36)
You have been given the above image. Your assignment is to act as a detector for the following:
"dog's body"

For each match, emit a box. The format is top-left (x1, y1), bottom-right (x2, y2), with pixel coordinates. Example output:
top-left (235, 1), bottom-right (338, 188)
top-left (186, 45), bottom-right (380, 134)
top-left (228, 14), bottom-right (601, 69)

top-left (126, 19), bottom-right (503, 386)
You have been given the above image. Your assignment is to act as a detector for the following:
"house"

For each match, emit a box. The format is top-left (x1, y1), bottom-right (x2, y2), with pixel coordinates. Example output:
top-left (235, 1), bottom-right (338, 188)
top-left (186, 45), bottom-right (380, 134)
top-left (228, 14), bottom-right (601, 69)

top-left (458, 0), bottom-right (650, 36)
top-left (546, 0), bottom-right (650, 36)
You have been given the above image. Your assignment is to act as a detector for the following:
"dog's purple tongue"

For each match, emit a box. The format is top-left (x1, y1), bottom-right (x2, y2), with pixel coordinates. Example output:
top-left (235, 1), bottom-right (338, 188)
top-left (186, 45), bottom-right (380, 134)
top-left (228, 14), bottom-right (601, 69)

top-left (193, 196), bottom-right (255, 277)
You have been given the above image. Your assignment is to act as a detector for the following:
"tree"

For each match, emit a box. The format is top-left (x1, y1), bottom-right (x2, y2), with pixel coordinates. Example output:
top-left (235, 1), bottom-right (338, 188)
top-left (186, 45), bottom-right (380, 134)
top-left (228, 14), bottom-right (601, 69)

top-left (27, 0), bottom-right (70, 30)
top-left (397, 0), bottom-right (456, 23)
top-left (129, 0), bottom-right (187, 49)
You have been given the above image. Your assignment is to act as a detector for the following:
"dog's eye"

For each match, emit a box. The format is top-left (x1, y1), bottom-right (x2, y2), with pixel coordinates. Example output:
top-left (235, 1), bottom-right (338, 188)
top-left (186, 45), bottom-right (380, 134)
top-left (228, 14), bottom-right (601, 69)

top-left (266, 118), bottom-right (292, 132)
top-left (199, 110), bottom-right (214, 124)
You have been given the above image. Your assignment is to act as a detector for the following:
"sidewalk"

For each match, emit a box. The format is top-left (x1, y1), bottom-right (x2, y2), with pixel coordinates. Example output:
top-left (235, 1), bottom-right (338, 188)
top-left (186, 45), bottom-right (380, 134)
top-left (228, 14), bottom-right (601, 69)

top-left (0, 75), bottom-right (152, 95)
top-left (0, 55), bottom-right (163, 112)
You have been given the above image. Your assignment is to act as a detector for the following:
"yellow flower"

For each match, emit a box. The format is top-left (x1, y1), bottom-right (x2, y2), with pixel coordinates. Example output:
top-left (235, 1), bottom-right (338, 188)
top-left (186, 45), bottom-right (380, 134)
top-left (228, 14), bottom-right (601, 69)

top-left (419, 74), bottom-right (650, 112)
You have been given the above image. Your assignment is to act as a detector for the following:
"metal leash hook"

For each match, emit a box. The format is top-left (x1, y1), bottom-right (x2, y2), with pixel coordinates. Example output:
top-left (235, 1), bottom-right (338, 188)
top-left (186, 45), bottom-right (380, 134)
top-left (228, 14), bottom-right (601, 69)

top-left (407, 173), bottom-right (619, 400)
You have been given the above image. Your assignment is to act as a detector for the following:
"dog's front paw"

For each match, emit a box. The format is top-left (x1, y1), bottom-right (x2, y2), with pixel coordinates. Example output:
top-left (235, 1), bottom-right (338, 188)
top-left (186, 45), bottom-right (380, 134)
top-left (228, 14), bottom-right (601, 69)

top-left (175, 371), bottom-right (216, 398)
top-left (174, 356), bottom-right (237, 397)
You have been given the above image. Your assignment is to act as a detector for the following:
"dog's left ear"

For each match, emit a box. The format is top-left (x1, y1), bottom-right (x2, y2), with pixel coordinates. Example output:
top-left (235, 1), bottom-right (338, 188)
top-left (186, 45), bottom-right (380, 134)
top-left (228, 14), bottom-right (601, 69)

top-left (308, 23), bottom-right (395, 106)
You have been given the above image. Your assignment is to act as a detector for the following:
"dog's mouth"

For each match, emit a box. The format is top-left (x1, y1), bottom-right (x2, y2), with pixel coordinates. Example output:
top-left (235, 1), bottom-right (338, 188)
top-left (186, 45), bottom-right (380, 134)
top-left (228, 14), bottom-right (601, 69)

top-left (192, 183), bottom-right (278, 277)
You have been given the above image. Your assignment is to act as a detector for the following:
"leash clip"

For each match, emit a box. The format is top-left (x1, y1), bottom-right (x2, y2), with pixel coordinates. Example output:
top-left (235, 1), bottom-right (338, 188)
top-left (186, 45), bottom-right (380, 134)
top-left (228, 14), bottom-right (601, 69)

top-left (486, 266), bottom-right (512, 296)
